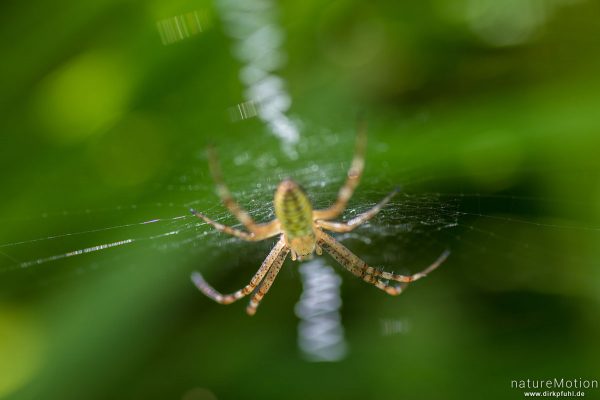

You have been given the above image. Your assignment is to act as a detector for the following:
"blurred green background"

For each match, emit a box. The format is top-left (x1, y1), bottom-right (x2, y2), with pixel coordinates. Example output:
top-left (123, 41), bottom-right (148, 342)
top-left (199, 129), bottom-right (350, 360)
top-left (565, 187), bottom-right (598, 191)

top-left (1, 0), bottom-right (599, 399)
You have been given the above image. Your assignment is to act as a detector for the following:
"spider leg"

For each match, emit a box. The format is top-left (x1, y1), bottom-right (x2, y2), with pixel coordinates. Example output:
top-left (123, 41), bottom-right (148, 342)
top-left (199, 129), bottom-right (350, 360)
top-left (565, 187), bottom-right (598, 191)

top-left (206, 146), bottom-right (265, 234)
top-left (190, 209), bottom-right (280, 241)
top-left (191, 237), bottom-right (288, 304)
top-left (246, 247), bottom-right (289, 316)
top-left (313, 120), bottom-right (367, 220)
top-left (317, 230), bottom-right (449, 295)
top-left (316, 188), bottom-right (399, 232)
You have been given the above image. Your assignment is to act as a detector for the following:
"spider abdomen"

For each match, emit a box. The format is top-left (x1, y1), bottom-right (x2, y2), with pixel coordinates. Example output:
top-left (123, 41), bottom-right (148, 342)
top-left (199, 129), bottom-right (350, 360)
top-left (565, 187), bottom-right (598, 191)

top-left (274, 179), bottom-right (314, 238)
top-left (274, 179), bottom-right (316, 258)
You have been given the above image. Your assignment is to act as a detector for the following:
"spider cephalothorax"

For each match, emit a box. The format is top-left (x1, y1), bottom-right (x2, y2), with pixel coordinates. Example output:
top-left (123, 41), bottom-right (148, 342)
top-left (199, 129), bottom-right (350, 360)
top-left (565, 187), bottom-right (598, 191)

top-left (191, 125), bottom-right (449, 315)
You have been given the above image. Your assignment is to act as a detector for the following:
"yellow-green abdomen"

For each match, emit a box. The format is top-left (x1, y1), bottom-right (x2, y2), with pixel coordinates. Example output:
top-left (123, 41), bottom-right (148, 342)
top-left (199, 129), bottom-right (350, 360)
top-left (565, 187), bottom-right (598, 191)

top-left (274, 179), bottom-right (314, 239)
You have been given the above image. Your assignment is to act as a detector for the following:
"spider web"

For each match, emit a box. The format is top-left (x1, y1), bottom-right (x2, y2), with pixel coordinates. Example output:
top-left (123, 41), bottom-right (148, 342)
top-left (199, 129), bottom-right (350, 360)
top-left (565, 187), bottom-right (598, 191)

top-left (1, 0), bottom-right (595, 308)
top-left (1, 129), bottom-right (596, 289)
top-left (0, 127), bottom-right (598, 374)
top-left (0, 124), bottom-right (449, 268)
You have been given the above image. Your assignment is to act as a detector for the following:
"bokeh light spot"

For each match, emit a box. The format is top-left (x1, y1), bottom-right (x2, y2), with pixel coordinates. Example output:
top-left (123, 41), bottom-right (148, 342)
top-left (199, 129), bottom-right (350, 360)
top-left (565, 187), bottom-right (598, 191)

top-left (34, 51), bottom-right (132, 143)
top-left (0, 305), bottom-right (44, 397)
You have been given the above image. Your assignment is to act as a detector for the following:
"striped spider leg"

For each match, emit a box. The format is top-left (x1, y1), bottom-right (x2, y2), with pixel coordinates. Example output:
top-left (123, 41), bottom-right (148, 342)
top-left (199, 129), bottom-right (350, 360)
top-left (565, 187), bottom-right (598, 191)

top-left (315, 187), bottom-right (450, 295)
top-left (190, 146), bottom-right (281, 242)
top-left (191, 237), bottom-right (289, 313)
top-left (315, 188), bottom-right (399, 232)
top-left (317, 230), bottom-right (450, 295)
top-left (190, 147), bottom-right (285, 315)
top-left (312, 119), bottom-right (367, 221)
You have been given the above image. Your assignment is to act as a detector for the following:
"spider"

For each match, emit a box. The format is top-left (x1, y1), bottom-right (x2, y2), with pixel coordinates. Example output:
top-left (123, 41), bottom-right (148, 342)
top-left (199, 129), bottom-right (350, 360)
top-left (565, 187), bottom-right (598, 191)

top-left (190, 124), bottom-right (450, 315)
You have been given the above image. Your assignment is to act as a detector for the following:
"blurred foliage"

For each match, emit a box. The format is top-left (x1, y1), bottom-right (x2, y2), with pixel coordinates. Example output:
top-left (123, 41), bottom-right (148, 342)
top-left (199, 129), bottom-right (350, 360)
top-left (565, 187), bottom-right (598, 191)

top-left (1, 0), bottom-right (599, 399)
